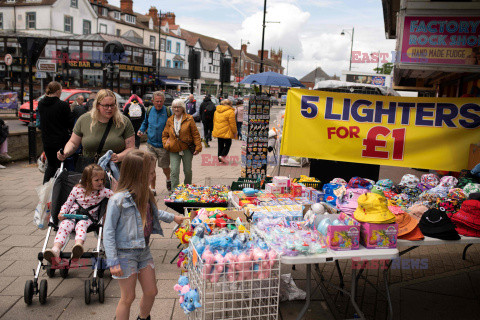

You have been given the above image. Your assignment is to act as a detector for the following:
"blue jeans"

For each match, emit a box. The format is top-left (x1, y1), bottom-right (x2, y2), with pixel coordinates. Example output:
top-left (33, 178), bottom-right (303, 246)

top-left (113, 246), bottom-right (154, 279)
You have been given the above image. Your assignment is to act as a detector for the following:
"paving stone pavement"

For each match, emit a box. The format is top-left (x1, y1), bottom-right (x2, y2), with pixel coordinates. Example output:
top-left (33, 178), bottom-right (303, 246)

top-left (1, 140), bottom-right (480, 319)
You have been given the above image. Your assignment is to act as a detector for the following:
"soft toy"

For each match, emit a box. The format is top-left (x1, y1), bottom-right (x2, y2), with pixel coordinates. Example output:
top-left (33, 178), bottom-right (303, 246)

top-left (236, 250), bottom-right (253, 280)
top-left (175, 226), bottom-right (192, 244)
top-left (180, 288), bottom-right (202, 314)
top-left (252, 247), bottom-right (267, 279)
top-left (224, 252), bottom-right (237, 281)
top-left (210, 252), bottom-right (225, 282)
top-left (201, 249), bottom-right (215, 280)
top-left (174, 275), bottom-right (190, 304)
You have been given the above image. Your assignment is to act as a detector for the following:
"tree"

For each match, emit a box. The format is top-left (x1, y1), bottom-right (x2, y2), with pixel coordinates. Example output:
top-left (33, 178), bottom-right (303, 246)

top-left (374, 63), bottom-right (393, 75)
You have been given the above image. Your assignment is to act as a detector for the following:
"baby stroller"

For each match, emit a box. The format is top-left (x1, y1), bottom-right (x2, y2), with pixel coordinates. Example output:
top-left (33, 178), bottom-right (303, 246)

top-left (25, 163), bottom-right (110, 305)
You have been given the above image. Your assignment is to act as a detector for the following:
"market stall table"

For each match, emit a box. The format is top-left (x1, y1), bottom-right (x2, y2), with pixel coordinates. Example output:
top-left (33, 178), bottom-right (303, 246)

top-left (164, 201), bottom-right (230, 215)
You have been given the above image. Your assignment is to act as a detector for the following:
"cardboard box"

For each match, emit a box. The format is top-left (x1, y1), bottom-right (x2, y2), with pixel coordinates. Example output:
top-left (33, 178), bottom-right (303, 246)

top-left (290, 183), bottom-right (303, 197)
top-left (273, 176), bottom-right (291, 188)
top-left (322, 215), bottom-right (360, 251)
top-left (360, 222), bottom-right (398, 249)
top-left (311, 191), bottom-right (325, 203)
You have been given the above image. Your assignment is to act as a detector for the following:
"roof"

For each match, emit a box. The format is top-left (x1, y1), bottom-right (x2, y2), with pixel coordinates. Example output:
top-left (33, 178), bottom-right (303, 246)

top-left (180, 29), bottom-right (233, 54)
top-left (300, 67), bottom-right (332, 82)
top-left (0, 0), bottom-right (56, 6)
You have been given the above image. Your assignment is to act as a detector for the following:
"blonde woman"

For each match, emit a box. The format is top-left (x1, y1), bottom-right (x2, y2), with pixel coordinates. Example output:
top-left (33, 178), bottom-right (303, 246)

top-left (162, 99), bottom-right (202, 189)
top-left (212, 99), bottom-right (237, 163)
top-left (57, 89), bottom-right (135, 171)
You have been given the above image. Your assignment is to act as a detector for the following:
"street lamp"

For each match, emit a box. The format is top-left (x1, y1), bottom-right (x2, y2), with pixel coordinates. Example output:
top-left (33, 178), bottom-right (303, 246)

top-left (238, 39), bottom-right (249, 81)
top-left (341, 27), bottom-right (354, 71)
top-left (286, 55), bottom-right (294, 76)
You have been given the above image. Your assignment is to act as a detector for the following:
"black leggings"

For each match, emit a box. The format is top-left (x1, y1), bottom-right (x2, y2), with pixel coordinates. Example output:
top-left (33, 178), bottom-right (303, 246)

top-left (218, 138), bottom-right (232, 158)
top-left (43, 146), bottom-right (61, 184)
top-left (203, 121), bottom-right (213, 142)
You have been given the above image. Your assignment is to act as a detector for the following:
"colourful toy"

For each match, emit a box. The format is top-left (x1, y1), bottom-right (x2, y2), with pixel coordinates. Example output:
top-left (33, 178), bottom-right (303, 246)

top-left (224, 252), bottom-right (237, 282)
top-left (174, 275), bottom-right (191, 304)
top-left (201, 249), bottom-right (215, 280)
top-left (211, 252), bottom-right (225, 283)
top-left (236, 251), bottom-right (253, 280)
top-left (180, 288), bottom-right (202, 314)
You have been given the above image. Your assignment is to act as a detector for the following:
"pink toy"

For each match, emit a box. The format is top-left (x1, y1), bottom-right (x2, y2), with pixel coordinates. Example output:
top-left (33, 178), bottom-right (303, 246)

top-left (178, 285), bottom-right (191, 304)
top-left (253, 247), bottom-right (268, 279)
top-left (262, 250), bottom-right (278, 278)
top-left (201, 249), bottom-right (215, 280)
top-left (210, 252), bottom-right (225, 283)
top-left (236, 250), bottom-right (253, 280)
top-left (224, 252), bottom-right (237, 282)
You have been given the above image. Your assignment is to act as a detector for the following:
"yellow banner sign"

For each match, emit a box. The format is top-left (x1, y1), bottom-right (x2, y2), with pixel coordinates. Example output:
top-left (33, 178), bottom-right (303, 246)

top-left (280, 88), bottom-right (480, 172)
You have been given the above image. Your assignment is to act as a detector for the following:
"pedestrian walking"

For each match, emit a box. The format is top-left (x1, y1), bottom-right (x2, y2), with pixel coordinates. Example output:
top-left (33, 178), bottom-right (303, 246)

top-left (103, 150), bottom-right (185, 320)
top-left (234, 99), bottom-right (244, 139)
top-left (123, 94), bottom-right (146, 149)
top-left (138, 91), bottom-right (172, 192)
top-left (212, 99), bottom-right (237, 164)
top-left (38, 81), bottom-right (74, 183)
top-left (57, 89), bottom-right (135, 172)
top-left (162, 99), bottom-right (202, 190)
top-left (185, 94), bottom-right (196, 116)
top-left (199, 94), bottom-right (215, 147)
top-left (71, 95), bottom-right (87, 122)
top-left (85, 91), bottom-right (97, 111)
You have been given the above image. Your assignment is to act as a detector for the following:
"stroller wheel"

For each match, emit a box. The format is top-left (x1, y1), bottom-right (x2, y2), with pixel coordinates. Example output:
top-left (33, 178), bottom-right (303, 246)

top-left (60, 268), bottom-right (69, 279)
top-left (39, 279), bottom-right (48, 305)
top-left (46, 264), bottom-right (55, 278)
top-left (97, 268), bottom-right (104, 278)
top-left (24, 280), bottom-right (34, 305)
top-left (98, 278), bottom-right (105, 303)
top-left (84, 279), bottom-right (91, 305)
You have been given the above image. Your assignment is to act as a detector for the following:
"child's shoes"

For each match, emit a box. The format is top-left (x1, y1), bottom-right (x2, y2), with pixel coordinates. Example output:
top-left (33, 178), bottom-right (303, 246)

top-left (72, 243), bottom-right (84, 259)
top-left (44, 247), bottom-right (60, 263)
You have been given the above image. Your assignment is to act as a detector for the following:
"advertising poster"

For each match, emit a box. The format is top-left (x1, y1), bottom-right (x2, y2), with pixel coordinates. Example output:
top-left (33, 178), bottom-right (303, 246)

top-left (401, 16), bottom-right (480, 66)
top-left (281, 88), bottom-right (480, 172)
top-left (0, 91), bottom-right (18, 109)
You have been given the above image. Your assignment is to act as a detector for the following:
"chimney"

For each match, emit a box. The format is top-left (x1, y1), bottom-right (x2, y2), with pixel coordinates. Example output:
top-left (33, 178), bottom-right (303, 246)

top-left (120, 0), bottom-right (133, 14)
top-left (162, 12), bottom-right (176, 25)
top-left (241, 44), bottom-right (247, 54)
top-left (148, 6), bottom-right (159, 26)
top-left (270, 49), bottom-right (283, 65)
top-left (258, 50), bottom-right (268, 59)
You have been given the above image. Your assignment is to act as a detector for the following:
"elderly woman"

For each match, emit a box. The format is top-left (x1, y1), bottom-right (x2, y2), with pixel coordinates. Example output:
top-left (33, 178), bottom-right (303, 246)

top-left (162, 99), bottom-right (202, 189)
top-left (212, 99), bottom-right (237, 164)
top-left (57, 89), bottom-right (135, 171)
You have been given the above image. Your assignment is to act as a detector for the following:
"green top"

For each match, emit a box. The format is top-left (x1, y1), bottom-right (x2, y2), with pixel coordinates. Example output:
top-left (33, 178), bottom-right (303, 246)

top-left (73, 113), bottom-right (135, 158)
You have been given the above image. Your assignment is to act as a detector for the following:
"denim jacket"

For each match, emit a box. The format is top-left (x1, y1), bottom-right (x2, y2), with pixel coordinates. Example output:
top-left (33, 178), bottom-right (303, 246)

top-left (103, 190), bottom-right (174, 267)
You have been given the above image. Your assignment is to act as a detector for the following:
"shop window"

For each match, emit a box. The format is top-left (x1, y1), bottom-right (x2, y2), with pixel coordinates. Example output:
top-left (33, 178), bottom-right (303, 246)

top-left (176, 43), bottom-right (180, 54)
top-left (0, 13), bottom-right (3, 30)
top-left (26, 12), bottom-right (36, 29)
top-left (83, 20), bottom-right (91, 35)
top-left (132, 72), bottom-right (142, 84)
top-left (150, 36), bottom-right (156, 49)
top-left (166, 60), bottom-right (171, 68)
top-left (167, 40), bottom-right (171, 52)
top-left (64, 16), bottom-right (73, 33)
top-left (83, 69), bottom-right (103, 88)
top-left (120, 71), bottom-right (131, 89)
top-left (70, 0), bottom-right (78, 8)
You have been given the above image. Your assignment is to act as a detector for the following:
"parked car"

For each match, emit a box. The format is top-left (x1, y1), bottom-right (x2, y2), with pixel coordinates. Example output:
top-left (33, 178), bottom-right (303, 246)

top-left (281, 94), bottom-right (287, 105)
top-left (18, 89), bottom-right (91, 124)
top-left (113, 92), bottom-right (127, 107)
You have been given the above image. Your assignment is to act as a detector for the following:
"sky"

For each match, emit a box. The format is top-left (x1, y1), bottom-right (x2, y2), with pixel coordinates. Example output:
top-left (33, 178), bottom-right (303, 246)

top-left (110, 0), bottom-right (396, 80)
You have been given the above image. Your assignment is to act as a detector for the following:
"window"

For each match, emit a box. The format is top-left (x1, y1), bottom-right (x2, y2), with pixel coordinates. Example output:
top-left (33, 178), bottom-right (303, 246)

top-left (64, 16), bottom-right (73, 33)
top-left (6, 0), bottom-right (15, 3)
top-left (150, 36), bottom-right (156, 49)
top-left (166, 40), bottom-right (171, 52)
top-left (83, 20), bottom-right (91, 35)
top-left (176, 43), bottom-right (180, 54)
top-left (116, 29), bottom-right (121, 36)
top-left (0, 13), bottom-right (3, 30)
top-left (99, 24), bottom-right (107, 34)
top-left (173, 61), bottom-right (183, 69)
top-left (26, 12), bottom-right (36, 29)
top-left (70, 0), bottom-right (77, 8)
top-left (114, 11), bottom-right (120, 20)
top-left (102, 8), bottom-right (108, 16)
top-left (166, 60), bottom-right (171, 68)
top-left (160, 38), bottom-right (166, 51)
top-left (125, 15), bottom-right (136, 24)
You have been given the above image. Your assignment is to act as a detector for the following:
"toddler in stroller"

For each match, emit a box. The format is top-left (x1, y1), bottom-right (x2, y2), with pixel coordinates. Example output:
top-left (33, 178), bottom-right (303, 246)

top-left (44, 164), bottom-right (113, 262)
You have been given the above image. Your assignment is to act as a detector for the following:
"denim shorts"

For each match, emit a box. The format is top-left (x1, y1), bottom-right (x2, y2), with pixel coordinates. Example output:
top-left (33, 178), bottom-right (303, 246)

top-left (113, 246), bottom-right (155, 280)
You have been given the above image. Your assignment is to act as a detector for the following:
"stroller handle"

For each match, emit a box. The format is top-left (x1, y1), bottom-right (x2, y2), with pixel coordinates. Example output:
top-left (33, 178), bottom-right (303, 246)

top-left (59, 148), bottom-right (65, 171)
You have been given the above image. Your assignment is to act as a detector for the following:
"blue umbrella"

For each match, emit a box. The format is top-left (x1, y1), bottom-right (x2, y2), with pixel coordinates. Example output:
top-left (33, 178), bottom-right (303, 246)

top-left (240, 71), bottom-right (305, 88)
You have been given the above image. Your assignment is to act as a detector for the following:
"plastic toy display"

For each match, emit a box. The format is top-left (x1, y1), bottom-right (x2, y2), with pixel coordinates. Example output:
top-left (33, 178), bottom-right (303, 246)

top-left (166, 185), bottom-right (229, 203)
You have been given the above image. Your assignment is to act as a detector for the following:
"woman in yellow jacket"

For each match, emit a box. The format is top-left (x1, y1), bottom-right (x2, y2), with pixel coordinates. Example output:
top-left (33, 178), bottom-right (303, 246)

top-left (212, 99), bottom-right (237, 164)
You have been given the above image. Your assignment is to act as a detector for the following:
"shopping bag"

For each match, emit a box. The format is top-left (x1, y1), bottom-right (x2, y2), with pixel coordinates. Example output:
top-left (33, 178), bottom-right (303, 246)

top-left (33, 178), bottom-right (55, 229)
top-left (37, 152), bottom-right (47, 173)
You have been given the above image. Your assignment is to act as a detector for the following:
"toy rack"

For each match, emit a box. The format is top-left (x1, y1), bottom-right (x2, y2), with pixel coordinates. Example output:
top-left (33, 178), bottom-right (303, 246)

top-left (187, 245), bottom-right (280, 320)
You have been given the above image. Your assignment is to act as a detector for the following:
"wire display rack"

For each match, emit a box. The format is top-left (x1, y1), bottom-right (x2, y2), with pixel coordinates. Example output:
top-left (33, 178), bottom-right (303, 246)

top-left (187, 246), bottom-right (281, 320)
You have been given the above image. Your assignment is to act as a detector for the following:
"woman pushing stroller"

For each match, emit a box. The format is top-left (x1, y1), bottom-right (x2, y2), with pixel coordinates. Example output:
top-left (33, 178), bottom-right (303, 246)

top-left (44, 164), bottom-right (113, 263)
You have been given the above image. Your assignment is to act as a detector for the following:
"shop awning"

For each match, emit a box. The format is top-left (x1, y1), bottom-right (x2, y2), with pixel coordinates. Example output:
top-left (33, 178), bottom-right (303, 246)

top-left (159, 78), bottom-right (188, 86)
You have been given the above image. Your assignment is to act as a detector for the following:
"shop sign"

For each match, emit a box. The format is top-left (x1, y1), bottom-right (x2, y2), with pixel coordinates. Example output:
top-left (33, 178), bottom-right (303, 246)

top-left (281, 88), bottom-right (480, 172)
top-left (68, 60), bottom-right (102, 69)
top-left (401, 16), bottom-right (480, 67)
top-left (118, 64), bottom-right (149, 73)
